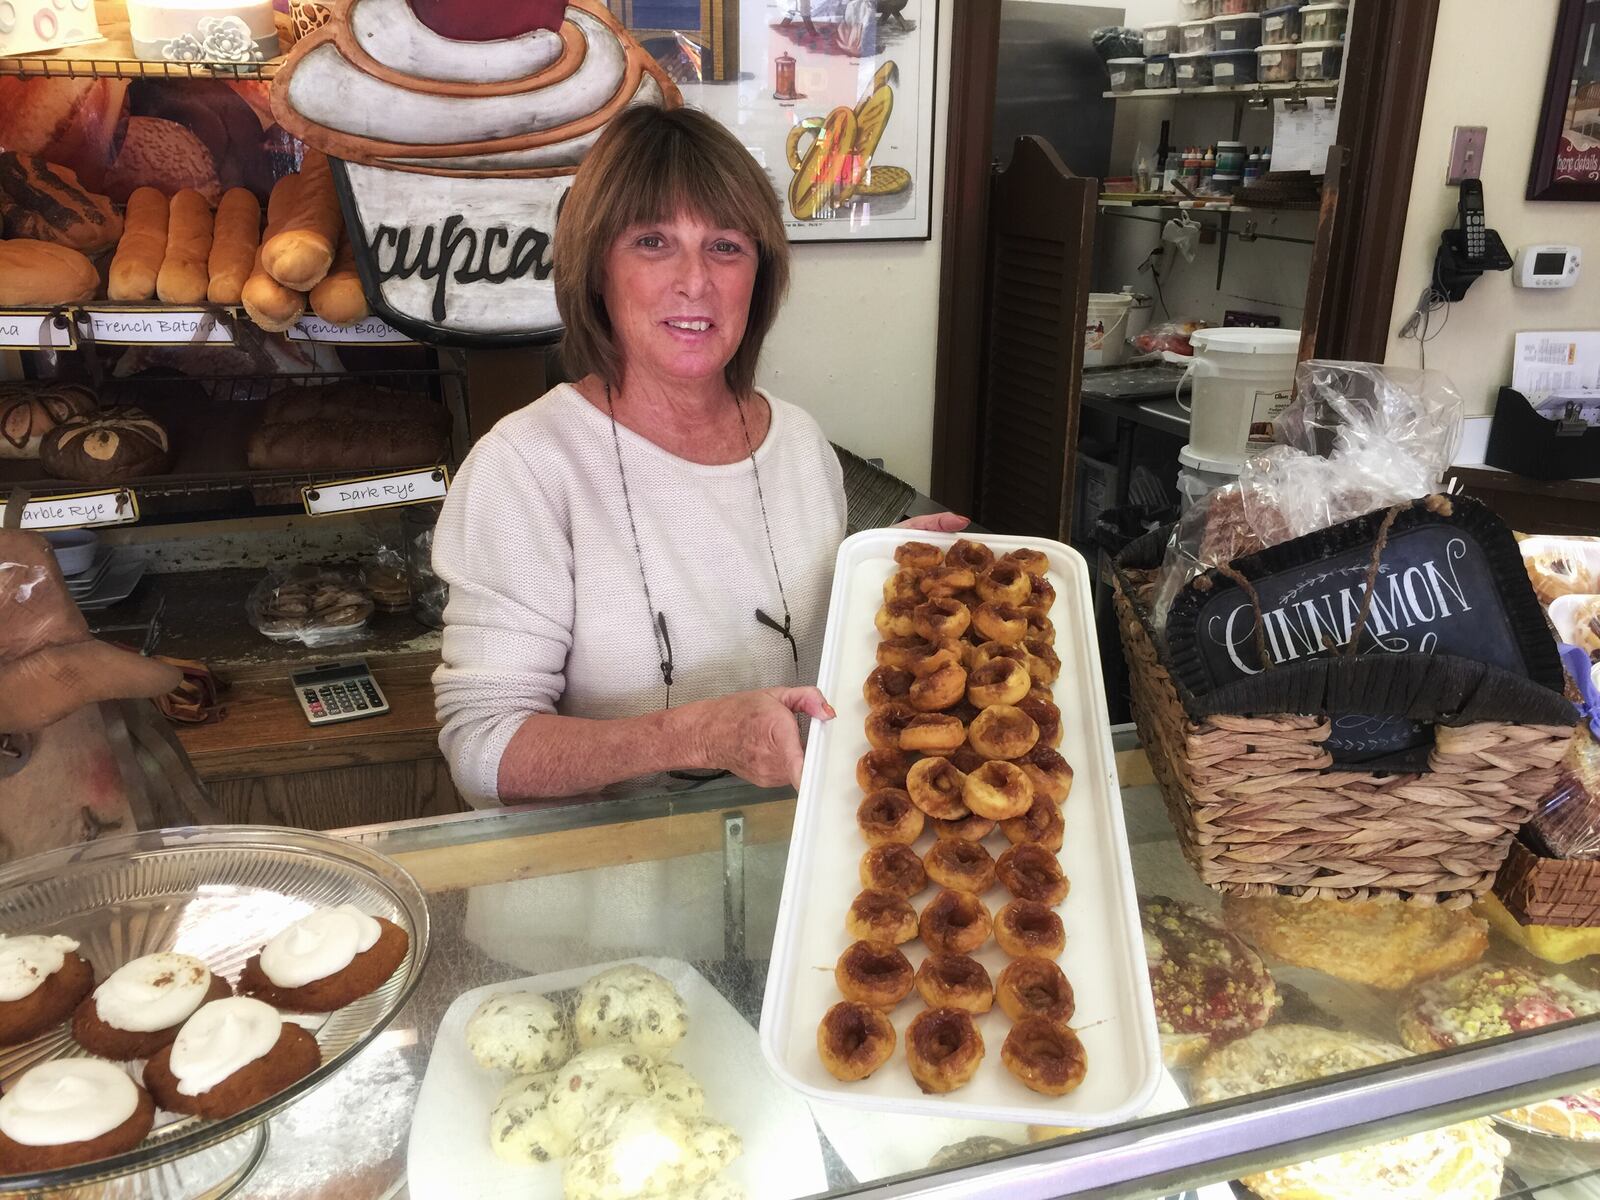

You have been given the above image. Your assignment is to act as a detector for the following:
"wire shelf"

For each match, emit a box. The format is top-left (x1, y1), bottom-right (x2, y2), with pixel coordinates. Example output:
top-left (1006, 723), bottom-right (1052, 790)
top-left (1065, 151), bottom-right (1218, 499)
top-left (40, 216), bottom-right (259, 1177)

top-left (0, 54), bottom-right (280, 81)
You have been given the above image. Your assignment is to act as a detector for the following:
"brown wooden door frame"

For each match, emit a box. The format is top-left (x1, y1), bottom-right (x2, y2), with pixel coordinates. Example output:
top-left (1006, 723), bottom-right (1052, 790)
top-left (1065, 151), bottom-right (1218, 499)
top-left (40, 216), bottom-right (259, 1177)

top-left (931, 0), bottom-right (1443, 510)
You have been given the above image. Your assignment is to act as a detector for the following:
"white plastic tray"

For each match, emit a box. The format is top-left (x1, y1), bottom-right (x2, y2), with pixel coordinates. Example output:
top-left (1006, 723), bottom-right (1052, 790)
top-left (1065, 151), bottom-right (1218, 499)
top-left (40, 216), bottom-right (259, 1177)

top-left (408, 956), bottom-right (827, 1200)
top-left (759, 530), bottom-right (1161, 1125)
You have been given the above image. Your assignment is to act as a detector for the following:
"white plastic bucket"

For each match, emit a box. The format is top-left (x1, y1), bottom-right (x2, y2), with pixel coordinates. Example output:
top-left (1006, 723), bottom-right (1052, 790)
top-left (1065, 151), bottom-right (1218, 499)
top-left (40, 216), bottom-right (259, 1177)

top-left (1176, 444), bottom-right (1241, 513)
top-left (1175, 327), bottom-right (1301, 468)
top-left (1085, 292), bottom-right (1134, 367)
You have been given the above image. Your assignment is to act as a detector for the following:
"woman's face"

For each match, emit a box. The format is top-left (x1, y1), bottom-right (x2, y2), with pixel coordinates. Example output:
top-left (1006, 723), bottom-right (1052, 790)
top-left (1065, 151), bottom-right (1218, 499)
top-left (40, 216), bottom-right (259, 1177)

top-left (602, 213), bottom-right (759, 389)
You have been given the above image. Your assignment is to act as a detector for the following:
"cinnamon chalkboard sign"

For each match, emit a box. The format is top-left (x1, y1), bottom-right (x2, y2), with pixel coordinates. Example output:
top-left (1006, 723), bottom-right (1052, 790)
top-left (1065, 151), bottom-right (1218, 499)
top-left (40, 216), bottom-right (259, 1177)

top-left (1165, 498), bottom-right (1564, 765)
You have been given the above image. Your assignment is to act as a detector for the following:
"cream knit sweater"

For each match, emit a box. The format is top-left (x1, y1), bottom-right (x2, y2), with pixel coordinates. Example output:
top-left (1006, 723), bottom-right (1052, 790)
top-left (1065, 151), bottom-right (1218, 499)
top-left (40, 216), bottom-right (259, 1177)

top-left (431, 384), bottom-right (847, 802)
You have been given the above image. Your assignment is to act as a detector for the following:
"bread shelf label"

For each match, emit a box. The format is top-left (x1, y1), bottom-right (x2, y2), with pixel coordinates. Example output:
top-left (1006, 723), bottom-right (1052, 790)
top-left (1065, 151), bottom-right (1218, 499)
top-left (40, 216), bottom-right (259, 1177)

top-left (302, 467), bottom-right (449, 516)
top-left (0, 310), bottom-right (76, 350)
top-left (82, 308), bottom-right (234, 345)
top-left (19, 488), bottom-right (140, 531)
top-left (287, 316), bottom-right (416, 345)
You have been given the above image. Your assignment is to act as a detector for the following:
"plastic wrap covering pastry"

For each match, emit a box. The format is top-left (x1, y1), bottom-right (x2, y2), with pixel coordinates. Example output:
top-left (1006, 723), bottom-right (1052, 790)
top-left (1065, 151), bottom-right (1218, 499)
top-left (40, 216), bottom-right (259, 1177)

top-left (269, 0), bottom-right (682, 344)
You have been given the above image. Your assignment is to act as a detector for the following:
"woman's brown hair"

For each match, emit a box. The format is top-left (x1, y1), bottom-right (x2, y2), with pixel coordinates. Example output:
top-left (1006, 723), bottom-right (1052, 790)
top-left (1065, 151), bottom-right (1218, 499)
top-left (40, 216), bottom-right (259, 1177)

top-left (554, 105), bottom-right (791, 397)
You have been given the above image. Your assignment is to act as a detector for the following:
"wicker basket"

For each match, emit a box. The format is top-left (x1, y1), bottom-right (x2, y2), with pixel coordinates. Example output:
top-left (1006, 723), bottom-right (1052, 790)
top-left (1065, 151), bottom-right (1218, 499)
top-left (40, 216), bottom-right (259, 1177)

top-left (1114, 533), bottom-right (1574, 908)
top-left (1495, 839), bottom-right (1600, 927)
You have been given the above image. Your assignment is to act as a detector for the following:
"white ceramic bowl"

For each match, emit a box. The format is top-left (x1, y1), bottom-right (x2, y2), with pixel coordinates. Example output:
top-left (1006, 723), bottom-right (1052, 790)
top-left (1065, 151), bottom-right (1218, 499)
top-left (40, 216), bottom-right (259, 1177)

top-left (44, 529), bottom-right (99, 576)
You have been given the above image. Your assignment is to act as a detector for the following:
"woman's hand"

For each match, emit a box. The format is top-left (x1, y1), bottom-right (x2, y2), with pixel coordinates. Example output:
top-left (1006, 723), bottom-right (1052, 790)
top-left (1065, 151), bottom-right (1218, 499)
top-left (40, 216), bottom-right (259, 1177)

top-left (895, 512), bottom-right (970, 533)
top-left (688, 687), bottom-right (836, 788)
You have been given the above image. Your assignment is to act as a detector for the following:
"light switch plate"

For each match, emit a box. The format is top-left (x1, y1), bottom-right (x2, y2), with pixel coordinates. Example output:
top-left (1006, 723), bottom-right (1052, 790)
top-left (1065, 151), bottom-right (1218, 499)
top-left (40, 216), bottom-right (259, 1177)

top-left (1447, 125), bottom-right (1487, 183)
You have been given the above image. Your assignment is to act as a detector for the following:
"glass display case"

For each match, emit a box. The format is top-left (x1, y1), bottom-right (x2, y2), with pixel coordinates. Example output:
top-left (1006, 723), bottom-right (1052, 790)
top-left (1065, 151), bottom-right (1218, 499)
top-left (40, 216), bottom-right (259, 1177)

top-left (195, 734), bottom-right (1600, 1199)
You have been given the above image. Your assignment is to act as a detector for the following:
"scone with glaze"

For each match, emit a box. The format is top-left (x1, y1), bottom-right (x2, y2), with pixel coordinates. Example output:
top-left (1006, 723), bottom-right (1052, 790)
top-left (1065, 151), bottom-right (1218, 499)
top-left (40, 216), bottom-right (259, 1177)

top-left (575, 965), bottom-right (688, 1058)
top-left (466, 991), bottom-right (571, 1074)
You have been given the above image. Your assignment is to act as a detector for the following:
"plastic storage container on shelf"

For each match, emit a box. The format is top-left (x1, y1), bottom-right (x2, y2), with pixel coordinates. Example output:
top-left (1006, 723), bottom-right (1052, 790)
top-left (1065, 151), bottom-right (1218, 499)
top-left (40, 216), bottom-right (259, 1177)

top-left (1085, 292), bottom-right (1135, 367)
top-left (1215, 140), bottom-right (1246, 173)
top-left (1210, 48), bottom-right (1258, 85)
top-left (1179, 18), bottom-right (1215, 53)
top-left (1217, 0), bottom-right (1264, 13)
top-left (1256, 43), bottom-right (1298, 82)
top-left (1297, 39), bottom-right (1343, 80)
top-left (1142, 22), bottom-right (1180, 56)
top-left (1208, 172), bottom-right (1242, 197)
top-left (1260, 2), bottom-right (1302, 44)
top-left (1108, 58), bottom-right (1145, 93)
top-left (1298, 1), bottom-right (1348, 41)
top-left (1172, 50), bottom-right (1213, 89)
top-left (1178, 0), bottom-right (1217, 17)
top-left (1213, 12), bottom-right (1261, 49)
top-left (1145, 55), bottom-right (1175, 89)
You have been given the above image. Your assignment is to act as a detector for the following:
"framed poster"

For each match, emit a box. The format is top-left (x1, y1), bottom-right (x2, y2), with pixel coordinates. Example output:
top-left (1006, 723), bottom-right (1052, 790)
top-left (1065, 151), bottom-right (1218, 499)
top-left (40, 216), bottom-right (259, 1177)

top-left (614, 0), bottom-right (939, 242)
top-left (1528, 0), bottom-right (1600, 200)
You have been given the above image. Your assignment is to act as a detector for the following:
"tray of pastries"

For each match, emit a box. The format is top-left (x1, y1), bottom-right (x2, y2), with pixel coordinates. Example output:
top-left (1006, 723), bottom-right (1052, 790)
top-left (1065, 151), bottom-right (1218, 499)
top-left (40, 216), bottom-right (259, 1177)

top-left (0, 826), bottom-right (428, 1193)
top-left (760, 532), bottom-right (1160, 1124)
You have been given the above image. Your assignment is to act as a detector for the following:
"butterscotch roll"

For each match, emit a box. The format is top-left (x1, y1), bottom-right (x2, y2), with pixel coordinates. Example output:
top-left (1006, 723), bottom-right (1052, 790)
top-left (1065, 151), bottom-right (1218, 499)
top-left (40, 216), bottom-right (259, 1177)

top-left (949, 744), bottom-right (986, 775)
top-left (907, 756), bottom-right (969, 820)
top-left (857, 788), bottom-right (923, 846)
top-left (968, 704), bottom-right (1039, 760)
top-left (967, 658), bottom-right (1031, 709)
top-left (1018, 746), bottom-right (1074, 804)
top-left (995, 899), bottom-right (1066, 958)
top-left (876, 599), bottom-right (918, 639)
top-left (884, 568), bottom-right (924, 605)
top-left (973, 602), bottom-right (1028, 645)
top-left (863, 665), bottom-right (914, 708)
top-left (1024, 573), bottom-right (1056, 613)
top-left (865, 702), bottom-right (917, 751)
top-left (996, 956), bottom-right (1075, 1027)
top-left (977, 561), bottom-right (1031, 605)
top-left (924, 837), bottom-right (996, 895)
top-left (835, 940), bottom-right (914, 1010)
top-left (914, 596), bottom-right (970, 643)
top-left (1001, 795), bottom-right (1065, 852)
top-left (818, 1000), bottom-right (896, 1082)
top-left (919, 889), bottom-right (992, 955)
top-left (895, 541), bottom-right (944, 571)
top-left (857, 749), bottom-right (916, 793)
top-left (901, 713), bottom-right (966, 754)
top-left (877, 636), bottom-right (936, 671)
top-left (969, 639), bottom-right (1032, 675)
top-left (909, 660), bottom-right (967, 711)
top-left (1022, 637), bottom-right (1061, 684)
top-left (1003, 1018), bottom-right (1087, 1096)
top-left (907, 1007), bottom-right (985, 1095)
top-left (965, 760), bottom-right (1034, 820)
top-left (1025, 611), bottom-right (1055, 643)
top-left (1001, 548), bottom-right (1050, 577)
top-left (944, 539), bottom-right (995, 573)
top-left (1018, 696), bottom-right (1062, 749)
top-left (916, 954), bottom-right (994, 1015)
top-left (919, 564), bottom-right (975, 597)
top-left (859, 843), bottom-right (927, 899)
top-left (932, 812), bottom-right (997, 841)
top-left (997, 843), bottom-right (1070, 905)
top-left (846, 889), bottom-right (918, 945)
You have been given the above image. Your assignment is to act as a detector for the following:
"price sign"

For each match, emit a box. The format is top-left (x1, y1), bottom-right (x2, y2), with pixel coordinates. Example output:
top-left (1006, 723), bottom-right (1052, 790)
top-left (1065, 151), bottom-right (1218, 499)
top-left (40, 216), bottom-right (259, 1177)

top-left (19, 489), bottom-right (140, 530)
top-left (0, 310), bottom-right (76, 350)
top-left (83, 308), bottom-right (234, 345)
top-left (287, 316), bottom-right (416, 345)
top-left (302, 466), bottom-right (449, 516)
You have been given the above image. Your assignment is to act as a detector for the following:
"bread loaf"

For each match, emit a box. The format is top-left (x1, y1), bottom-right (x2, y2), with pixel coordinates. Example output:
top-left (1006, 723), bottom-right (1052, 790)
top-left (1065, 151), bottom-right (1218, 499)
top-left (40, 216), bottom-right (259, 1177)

top-left (0, 383), bottom-right (97, 460)
top-left (246, 419), bottom-right (446, 472)
top-left (262, 382), bottom-right (448, 431)
top-left (260, 149), bottom-right (340, 290)
top-left (155, 189), bottom-right (214, 305)
top-left (107, 187), bottom-right (169, 302)
top-left (242, 174), bottom-right (307, 332)
top-left (207, 187), bottom-right (261, 306)
top-left (0, 239), bottom-right (100, 305)
top-left (308, 234), bottom-right (368, 326)
top-left (0, 151), bottom-right (123, 253)
top-left (41, 405), bottom-right (171, 483)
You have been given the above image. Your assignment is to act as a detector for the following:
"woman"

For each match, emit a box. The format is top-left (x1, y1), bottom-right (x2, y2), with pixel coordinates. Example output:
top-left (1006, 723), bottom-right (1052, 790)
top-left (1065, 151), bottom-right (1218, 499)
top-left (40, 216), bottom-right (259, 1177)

top-left (432, 106), bottom-right (959, 804)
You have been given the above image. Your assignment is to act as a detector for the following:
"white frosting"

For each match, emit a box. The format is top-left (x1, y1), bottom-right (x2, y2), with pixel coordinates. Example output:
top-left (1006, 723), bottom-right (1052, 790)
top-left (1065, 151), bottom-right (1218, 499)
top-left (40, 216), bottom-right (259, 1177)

top-left (169, 997), bottom-right (282, 1097)
top-left (0, 1060), bottom-right (139, 1147)
top-left (258, 904), bottom-right (381, 989)
top-left (93, 953), bottom-right (212, 1034)
top-left (285, 11), bottom-right (627, 147)
top-left (349, 0), bottom-right (566, 84)
top-left (0, 934), bottom-right (79, 1003)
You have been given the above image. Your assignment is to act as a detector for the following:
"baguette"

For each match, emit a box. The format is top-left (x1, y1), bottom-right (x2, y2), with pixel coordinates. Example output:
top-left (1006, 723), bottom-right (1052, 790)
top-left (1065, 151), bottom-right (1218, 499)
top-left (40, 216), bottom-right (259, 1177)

top-left (156, 189), bottom-right (214, 304)
top-left (246, 419), bottom-right (446, 471)
top-left (0, 239), bottom-right (100, 306)
top-left (260, 149), bottom-right (340, 290)
top-left (107, 187), bottom-right (169, 301)
top-left (308, 234), bottom-right (368, 326)
top-left (242, 175), bottom-right (307, 333)
top-left (206, 187), bottom-right (260, 305)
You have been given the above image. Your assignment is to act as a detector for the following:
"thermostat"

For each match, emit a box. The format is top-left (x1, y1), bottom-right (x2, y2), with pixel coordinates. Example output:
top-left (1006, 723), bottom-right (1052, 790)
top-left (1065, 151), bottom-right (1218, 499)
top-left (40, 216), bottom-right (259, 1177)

top-left (1513, 244), bottom-right (1581, 288)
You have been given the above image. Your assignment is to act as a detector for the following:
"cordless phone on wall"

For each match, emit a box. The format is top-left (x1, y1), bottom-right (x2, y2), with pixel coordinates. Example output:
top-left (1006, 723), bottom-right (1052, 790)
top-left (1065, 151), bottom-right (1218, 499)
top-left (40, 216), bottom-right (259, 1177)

top-left (1433, 179), bottom-right (1510, 300)
top-left (1457, 178), bottom-right (1487, 264)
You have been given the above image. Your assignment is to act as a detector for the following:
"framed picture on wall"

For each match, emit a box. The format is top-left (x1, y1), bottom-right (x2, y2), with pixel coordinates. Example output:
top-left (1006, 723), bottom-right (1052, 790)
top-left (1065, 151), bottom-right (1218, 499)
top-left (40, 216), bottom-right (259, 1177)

top-left (1528, 0), bottom-right (1600, 200)
top-left (616, 0), bottom-right (938, 242)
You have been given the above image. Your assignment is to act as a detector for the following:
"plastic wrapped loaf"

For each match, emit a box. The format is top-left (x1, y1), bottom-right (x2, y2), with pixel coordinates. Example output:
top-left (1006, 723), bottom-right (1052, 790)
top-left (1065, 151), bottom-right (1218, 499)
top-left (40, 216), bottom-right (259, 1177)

top-left (1151, 360), bottom-right (1466, 630)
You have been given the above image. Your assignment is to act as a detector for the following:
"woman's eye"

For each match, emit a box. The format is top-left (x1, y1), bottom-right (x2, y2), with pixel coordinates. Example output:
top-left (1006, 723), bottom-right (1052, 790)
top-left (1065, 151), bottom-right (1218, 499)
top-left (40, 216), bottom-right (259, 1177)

top-left (636, 234), bottom-right (664, 249)
top-left (713, 240), bottom-right (745, 255)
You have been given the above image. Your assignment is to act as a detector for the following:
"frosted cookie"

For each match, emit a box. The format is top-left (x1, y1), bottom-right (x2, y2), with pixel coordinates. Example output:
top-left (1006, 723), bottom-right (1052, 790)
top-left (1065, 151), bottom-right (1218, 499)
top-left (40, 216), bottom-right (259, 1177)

top-left (143, 996), bottom-right (320, 1119)
top-left (73, 952), bottom-right (232, 1060)
top-left (488, 1071), bottom-right (570, 1165)
top-left (650, 1061), bottom-right (704, 1117)
top-left (0, 1059), bottom-right (156, 1173)
top-left (1141, 896), bottom-right (1277, 1067)
top-left (564, 1097), bottom-right (740, 1200)
top-left (574, 965), bottom-right (688, 1058)
top-left (0, 934), bottom-right (95, 1046)
top-left (238, 904), bottom-right (408, 1012)
top-left (466, 991), bottom-right (571, 1074)
top-left (546, 1044), bottom-right (656, 1142)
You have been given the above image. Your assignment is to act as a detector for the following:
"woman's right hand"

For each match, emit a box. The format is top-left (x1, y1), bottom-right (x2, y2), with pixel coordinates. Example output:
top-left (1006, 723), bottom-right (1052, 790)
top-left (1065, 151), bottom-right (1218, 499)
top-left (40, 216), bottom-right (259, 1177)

top-left (687, 687), bottom-right (836, 788)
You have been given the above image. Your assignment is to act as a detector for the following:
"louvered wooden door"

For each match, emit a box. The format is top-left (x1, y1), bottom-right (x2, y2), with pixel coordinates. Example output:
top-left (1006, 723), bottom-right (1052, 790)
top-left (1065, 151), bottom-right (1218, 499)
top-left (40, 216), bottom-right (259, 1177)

top-left (975, 137), bottom-right (1096, 540)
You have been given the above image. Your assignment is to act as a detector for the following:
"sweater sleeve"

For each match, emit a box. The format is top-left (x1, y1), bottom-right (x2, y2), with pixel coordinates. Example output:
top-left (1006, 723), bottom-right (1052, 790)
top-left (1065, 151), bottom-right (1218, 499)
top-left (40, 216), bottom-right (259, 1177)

top-left (430, 428), bottom-right (574, 801)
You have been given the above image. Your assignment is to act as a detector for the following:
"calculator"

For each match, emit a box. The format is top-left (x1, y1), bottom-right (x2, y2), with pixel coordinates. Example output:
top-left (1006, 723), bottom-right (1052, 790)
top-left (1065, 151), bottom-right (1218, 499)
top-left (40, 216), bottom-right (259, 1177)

top-left (290, 659), bottom-right (390, 726)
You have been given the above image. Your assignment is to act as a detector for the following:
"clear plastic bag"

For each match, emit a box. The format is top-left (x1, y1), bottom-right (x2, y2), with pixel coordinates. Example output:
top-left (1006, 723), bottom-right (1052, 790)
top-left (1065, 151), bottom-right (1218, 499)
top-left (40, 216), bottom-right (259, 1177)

top-left (360, 541), bottom-right (412, 614)
top-left (1132, 319), bottom-right (1205, 358)
top-left (245, 565), bottom-right (373, 647)
top-left (1526, 728), bottom-right (1600, 858)
top-left (1151, 361), bottom-right (1465, 629)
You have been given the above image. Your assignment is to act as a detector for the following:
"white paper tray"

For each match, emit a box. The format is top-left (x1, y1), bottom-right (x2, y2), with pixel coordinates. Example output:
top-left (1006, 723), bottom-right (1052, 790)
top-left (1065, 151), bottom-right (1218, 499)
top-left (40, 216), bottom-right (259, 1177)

top-left (408, 956), bottom-right (827, 1200)
top-left (759, 530), bottom-right (1161, 1125)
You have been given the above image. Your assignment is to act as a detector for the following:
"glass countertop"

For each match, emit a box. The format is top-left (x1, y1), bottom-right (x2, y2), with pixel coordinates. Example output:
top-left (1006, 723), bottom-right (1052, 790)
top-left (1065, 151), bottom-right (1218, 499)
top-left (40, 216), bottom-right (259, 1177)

top-left (217, 741), bottom-right (1600, 1200)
